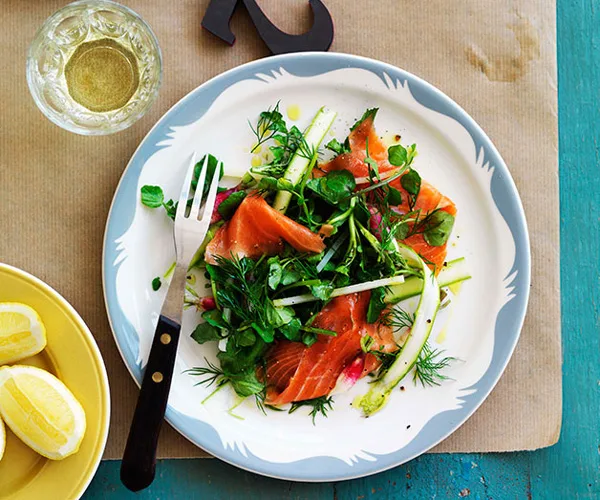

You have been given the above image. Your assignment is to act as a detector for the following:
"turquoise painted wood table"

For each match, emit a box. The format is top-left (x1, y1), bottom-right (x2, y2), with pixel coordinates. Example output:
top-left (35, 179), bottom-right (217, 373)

top-left (84, 0), bottom-right (599, 497)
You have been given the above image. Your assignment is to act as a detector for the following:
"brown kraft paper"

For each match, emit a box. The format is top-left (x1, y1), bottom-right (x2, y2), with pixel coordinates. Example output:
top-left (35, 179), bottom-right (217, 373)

top-left (0, 0), bottom-right (560, 459)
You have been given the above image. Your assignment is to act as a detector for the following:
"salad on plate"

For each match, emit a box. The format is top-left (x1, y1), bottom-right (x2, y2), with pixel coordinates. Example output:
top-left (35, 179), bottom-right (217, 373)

top-left (140, 104), bottom-right (471, 421)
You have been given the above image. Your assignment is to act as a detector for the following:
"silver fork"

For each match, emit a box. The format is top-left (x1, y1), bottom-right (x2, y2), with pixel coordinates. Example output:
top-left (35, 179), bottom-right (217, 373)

top-left (121, 153), bottom-right (221, 492)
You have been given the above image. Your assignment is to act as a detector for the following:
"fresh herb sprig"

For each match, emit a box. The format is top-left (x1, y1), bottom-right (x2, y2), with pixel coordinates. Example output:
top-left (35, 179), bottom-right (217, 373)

top-left (140, 185), bottom-right (177, 220)
top-left (380, 307), bottom-right (415, 330)
top-left (413, 343), bottom-right (456, 387)
top-left (249, 102), bottom-right (315, 178)
top-left (289, 395), bottom-right (334, 424)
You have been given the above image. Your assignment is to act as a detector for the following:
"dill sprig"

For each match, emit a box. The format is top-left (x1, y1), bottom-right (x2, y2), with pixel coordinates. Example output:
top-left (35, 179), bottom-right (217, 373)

top-left (288, 395), bottom-right (334, 425)
top-left (249, 102), bottom-right (287, 151)
top-left (249, 102), bottom-right (315, 177)
top-left (186, 358), bottom-right (227, 388)
top-left (380, 307), bottom-right (415, 330)
top-left (413, 343), bottom-right (456, 387)
top-left (187, 358), bottom-right (268, 408)
top-left (209, 254), bottom-right (273, 339)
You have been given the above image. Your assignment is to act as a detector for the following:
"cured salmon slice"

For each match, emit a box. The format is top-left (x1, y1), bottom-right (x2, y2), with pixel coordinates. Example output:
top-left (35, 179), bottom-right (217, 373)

top-left (319, 110), bottom-right (456, 273)
top-left (264, 292), bottom-right (395, 405)
top-left (319, 109), bottom-right (393, 178)
top-left (390, 177), bottom-right (457, 272)
top-left (204, 194), bottom-right (326, 265)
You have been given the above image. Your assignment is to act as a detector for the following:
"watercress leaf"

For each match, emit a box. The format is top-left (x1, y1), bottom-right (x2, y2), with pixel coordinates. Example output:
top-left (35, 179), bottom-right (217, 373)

top-left (281, 268), bottom-right (301, 286)
top-left (366, 287), bottom-right (387, 323)
top-left (218, 336), bottom-right (267, 375)
top-left (251, 322), bottom-right (274, 343)
top-left (401, 168), bottom-right (421, 209)
top-left (260, 108), bottom-right (287, 133)
top-left (270, 146), bottom-right (285, 162)
top-left (423, 210), bottom-right (455, 246)
top-left (267, 305), bottom-right (296, 328)
top-left (388, 144), bottom-right (408, 166)
top-left (202, 309), bottom-right (228, 329)
top-left (325, 138), bottom-right (350, 156)
top-left (141, 185), bottom-right (164, 208)
top-left (194, 155), bottom-right (223, 195)
top-left (230, 371), bottom-right (264, 397)
top-left (151, 277), bottom-right (161, 291)
top-left (306, 170), bottom-right (356, 206)
top-left (311, 281), bottom-right (334, 301)
top-left (236, 329), bottom-right (256, 347)
top-left (191, 322), bottom-right (221, 344)
top-left (326, 170), bottom-right (356, 197)
top-left (395, 221), bottom-right (410, 240)
top-left (387, 186), bottom-right (403, 206)
top-left (163, 199), bottom-right (177, 220)
top-left (217, 191), bottom-right (246, 219)
top-left (267, 258), bottom-right (283, 290)
top-left (322, 261), bottom-right (337, 272)
top-left (280, 317), bottom-right (302, 341)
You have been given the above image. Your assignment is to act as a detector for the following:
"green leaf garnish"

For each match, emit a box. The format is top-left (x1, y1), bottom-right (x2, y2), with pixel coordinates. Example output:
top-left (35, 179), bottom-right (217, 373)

top-left (289, 395), bottom-right (334, 425)
top-left (163, 199), bottom-right (177, 220)
top-left (388, 144), bottom-right (408, 166)
top-left (423, 210), bottom-right (455, 246)
top-left (325, 138), bottom-right (350, 156)
top-left (191, 322), bottom-right (222, 344)
top-left (217, 191), bottom-right (246, 219)
top-left (386, 186), bottom-right (403, 206)
top-left (267, 258), bottom-right (283, 290)
top-left (350, 108), bottom-right (378, 131)
top-left (202, 309), bottom-right (228, 329)
top-left (194, 154), bottom-right (223, 196)
top-left (306, 170), bottom-right (356, 207)
top-left (400, 168), bottom-right (421, 210)
top-left (310, 281), bottom-right (334, 301)
top-left (413, 343), bottom-right (456, 387)
top-left (140, 185), bottom-right (177, 220)
top-left (141, 185), bottom-right (164, 208)
top-left (366, 287), bottom-right (386, 323)
top-left (280, 318), bottom-right (302, 341)
top-left (151, 276), bottom-right (161, 291)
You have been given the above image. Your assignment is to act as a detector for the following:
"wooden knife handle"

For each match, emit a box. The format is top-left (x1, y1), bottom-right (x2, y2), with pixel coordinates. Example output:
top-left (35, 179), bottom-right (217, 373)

top-left (120, 315), bottom-right (181, 492)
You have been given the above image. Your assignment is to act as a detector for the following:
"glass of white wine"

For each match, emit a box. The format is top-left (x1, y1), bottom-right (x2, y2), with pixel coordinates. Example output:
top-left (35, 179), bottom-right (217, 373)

top-left (27, 0), bottom-right (162, 135)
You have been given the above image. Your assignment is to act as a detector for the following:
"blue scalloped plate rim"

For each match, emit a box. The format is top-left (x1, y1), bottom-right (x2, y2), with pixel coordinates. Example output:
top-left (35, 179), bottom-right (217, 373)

top-left (102, 52), bottom-right (530, 482)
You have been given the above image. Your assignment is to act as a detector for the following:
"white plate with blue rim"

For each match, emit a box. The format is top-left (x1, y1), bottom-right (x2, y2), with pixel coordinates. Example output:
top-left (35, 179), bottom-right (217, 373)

top-left (102, 52), bottom-right (530, 481)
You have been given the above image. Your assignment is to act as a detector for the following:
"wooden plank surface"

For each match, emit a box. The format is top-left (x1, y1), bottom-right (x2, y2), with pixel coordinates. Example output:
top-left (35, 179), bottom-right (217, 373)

top-left (83, 0), bottom-right (600, 497)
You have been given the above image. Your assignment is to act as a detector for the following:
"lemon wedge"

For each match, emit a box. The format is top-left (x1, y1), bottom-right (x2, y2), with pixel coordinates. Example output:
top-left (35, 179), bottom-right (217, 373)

top-left (0, 416), bottom-right (5, 462)
top-left (0, 302), bottom-right (47, 365)
top-left (0, 365), bottom-right (86, 460)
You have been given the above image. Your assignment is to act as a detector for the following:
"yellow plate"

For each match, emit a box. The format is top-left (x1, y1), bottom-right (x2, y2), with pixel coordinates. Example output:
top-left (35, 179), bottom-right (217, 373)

top-left (0, 264), bottom-right (110, 500)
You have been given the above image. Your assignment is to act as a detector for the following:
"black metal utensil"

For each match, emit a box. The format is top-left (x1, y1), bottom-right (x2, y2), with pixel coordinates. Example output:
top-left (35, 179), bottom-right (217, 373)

top-left (202, 0), bottom-right (334, 54)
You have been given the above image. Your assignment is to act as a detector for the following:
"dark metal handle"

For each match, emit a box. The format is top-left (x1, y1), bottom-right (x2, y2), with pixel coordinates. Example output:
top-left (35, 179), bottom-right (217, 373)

top-left (120, 315), bottom-right (181, 492)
